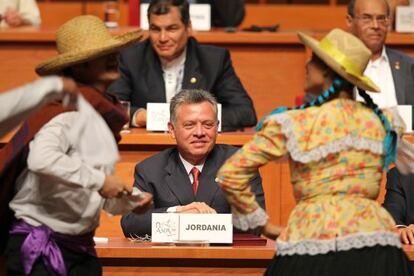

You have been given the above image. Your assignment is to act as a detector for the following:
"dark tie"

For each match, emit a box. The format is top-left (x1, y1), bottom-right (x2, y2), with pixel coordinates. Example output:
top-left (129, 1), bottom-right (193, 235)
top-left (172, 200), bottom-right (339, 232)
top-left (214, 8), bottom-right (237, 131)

top-left (190, 167), bottom-right (200, 195)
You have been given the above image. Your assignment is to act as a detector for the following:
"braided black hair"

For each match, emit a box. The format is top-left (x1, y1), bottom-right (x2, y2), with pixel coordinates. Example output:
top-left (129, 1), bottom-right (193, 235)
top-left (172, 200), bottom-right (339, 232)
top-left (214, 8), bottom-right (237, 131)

top-left (357, 88), bottom-right (397, 169)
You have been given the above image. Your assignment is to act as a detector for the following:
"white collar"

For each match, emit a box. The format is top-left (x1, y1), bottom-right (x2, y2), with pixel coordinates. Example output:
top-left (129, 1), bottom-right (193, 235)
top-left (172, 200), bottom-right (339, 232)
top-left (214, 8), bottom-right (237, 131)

top-left (369, 46), bottom-right (388, 65)
top-left (179, 153), bottom-right (204, 175)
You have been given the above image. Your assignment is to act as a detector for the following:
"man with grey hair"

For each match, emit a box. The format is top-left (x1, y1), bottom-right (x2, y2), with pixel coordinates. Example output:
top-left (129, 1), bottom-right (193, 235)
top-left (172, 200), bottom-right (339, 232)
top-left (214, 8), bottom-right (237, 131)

top-left (346, 0), bottom-right (414, 114)
top-left (121, 89), bottom-right (265, 237)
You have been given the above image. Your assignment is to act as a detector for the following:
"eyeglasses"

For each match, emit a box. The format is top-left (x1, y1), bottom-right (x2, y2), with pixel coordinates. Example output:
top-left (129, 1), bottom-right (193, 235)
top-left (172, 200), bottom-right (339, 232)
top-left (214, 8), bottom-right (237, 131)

top-left (353, 14), bottom-right (389, 25)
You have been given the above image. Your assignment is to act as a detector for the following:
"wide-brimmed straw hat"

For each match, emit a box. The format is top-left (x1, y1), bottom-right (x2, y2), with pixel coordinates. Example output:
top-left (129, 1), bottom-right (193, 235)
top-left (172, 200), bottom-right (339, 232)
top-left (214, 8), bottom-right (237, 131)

top-left (298, 28), bottom-right (379, 92)
top-left (36, 15), bottom-right (143, 76)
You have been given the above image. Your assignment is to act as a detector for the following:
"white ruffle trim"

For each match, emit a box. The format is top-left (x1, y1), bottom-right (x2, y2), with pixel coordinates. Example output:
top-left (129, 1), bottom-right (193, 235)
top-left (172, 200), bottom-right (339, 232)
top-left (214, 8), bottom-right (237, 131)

top-left (232, 207), bottom-right (268, 231)
top-left (268, 108), bottom-right (403, 164)
top-left (276, 231), bottom-right (401, 256)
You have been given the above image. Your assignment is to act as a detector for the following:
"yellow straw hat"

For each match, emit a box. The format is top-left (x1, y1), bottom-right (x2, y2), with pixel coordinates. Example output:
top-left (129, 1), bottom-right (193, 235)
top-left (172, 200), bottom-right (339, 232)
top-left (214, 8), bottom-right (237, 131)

top-left (298, 28), bottom-right (379, 92)
top-left (36, 15), bottom-right (143, 76)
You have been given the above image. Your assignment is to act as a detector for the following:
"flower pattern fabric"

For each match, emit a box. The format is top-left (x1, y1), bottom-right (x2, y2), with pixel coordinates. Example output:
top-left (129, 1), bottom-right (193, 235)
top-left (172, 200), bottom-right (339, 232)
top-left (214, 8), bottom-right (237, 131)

top-left (217, 99), bottom-right (405, 253)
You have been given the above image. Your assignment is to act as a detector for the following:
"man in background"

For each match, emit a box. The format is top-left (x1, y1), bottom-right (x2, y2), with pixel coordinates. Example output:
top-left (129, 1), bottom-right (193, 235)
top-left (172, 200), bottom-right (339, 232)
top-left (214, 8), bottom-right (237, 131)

top-left (108, 0), bottom-right (256, 131)
top-left (347, 0), bottom-right (414, 112)
top-left (0, 0), bottom-right (41, 27)
top-left (121, 89), bottom-right (265, 237)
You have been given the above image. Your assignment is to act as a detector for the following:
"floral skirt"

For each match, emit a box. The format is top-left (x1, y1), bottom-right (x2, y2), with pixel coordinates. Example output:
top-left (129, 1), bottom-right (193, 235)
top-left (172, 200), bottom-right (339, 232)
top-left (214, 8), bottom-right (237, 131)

top-left (265, 245), bottom-right (413, 276)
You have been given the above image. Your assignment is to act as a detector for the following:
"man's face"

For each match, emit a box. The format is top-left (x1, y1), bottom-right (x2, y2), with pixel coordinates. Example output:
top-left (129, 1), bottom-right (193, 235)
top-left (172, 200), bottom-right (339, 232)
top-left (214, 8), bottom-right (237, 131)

top-left (347, 0), bottom-right (389, 57)
top-left (73, 53), bottom-right (120, 87)
top-left (168, 102), bottom-right (218, 165)
top-left (148, 6), bottom-right (191, 62)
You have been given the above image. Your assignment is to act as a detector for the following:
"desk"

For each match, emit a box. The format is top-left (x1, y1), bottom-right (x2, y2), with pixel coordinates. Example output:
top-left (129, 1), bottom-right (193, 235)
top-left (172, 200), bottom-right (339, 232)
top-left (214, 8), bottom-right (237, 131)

top-left (96, 237), bottom-right (275, 275)
top-left (1, 29), bottom-right (413, 120)
top-left (96, 237), bottom-right (414, 275)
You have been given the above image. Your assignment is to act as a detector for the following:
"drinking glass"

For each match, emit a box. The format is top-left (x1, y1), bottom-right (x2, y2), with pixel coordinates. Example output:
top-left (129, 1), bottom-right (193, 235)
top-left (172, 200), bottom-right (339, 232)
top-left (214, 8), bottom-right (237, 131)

top-left (120, 100), bottom-right (131, 133)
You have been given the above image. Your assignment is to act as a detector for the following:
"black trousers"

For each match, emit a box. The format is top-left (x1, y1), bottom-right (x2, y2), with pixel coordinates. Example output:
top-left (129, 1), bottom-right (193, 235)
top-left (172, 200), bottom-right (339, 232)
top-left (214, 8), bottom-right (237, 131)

top-left (5, 234), bottom-right (102, 276)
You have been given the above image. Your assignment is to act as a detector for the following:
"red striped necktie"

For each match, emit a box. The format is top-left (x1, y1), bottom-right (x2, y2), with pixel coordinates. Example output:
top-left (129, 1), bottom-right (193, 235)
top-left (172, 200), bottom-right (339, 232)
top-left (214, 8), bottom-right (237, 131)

top-left (191, 167), bottom-right (200, 195)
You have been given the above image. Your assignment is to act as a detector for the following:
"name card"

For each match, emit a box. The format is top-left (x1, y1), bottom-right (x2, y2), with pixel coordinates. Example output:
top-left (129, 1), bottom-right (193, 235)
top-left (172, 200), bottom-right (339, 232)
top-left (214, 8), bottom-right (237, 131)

top-left (140, 4), bottom-right (211, 31)
top-left (397, 105), bottom-right (413, 133)
top-left (146, 102), bottom-right (222, 132)
top-left (179, 214), bottom-right (232, 243)
top-left (152, 213), bottom-right (180, 242)
top-left (146, 103), bottom-right (170, 132)
top-left (396, 6), bottom-right (414, 33)
top-left (152, 213), bottom-right (233, 244)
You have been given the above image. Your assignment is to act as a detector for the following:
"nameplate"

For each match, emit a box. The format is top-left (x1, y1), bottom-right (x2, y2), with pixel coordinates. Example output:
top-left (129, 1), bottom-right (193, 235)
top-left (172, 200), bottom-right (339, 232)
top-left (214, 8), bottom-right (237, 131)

top-left (397, 105), bottom-right (413, 133)
top-left (140, 4), bottom-right (211, 31)
top-left (146, 102), bottom-right (222, 132)
top-left (396, 6), bottom-right (414, 33)
top-left (152, 213), bottom-right (233, 243)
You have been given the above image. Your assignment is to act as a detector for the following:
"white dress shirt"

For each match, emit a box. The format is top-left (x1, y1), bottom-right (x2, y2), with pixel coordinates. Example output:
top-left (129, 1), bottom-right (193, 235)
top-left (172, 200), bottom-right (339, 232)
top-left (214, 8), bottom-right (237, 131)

top-left (162, 48), bottom-right (187, 103)
top-left (179, 154), bottom-right (204, 183)
top-left (0, 77), bottom-right (63, 139)
top-left (166, 154), bottom-right (204, 213)
top-left (9, 111), bottom-right (138, 235)
top-left (0, 0), bottom-right (41, 27)
top-left (356, 47), bottom-right (397, 108)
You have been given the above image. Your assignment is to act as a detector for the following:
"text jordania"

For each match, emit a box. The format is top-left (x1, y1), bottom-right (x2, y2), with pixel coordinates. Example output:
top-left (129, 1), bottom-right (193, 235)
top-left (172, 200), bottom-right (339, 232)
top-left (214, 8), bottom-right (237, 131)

top-left (185, 224), bottom-right (226, 231)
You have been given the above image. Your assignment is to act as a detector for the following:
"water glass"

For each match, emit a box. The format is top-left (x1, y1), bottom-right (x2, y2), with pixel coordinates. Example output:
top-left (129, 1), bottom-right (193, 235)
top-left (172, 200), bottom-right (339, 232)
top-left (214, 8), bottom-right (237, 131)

top-left (120, 100), bottom-right (131, 133)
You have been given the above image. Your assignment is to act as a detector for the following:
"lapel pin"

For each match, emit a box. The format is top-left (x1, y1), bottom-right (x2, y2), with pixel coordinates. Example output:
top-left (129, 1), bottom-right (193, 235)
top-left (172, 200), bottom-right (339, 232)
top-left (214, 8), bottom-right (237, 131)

top-left (395, 61), bottom-right (400, 70)
top-left (190, 77), bottom-right (197, 84)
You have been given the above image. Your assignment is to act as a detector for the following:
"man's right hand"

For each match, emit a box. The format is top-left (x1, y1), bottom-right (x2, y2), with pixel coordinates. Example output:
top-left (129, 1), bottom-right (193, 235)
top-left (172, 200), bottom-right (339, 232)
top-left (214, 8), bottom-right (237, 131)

top-left (176, 202), bottom-right (217, 214)
top-left (99, 175), bottom-right (132, 199)
top-left (399, 224), bottom-right (414, 244)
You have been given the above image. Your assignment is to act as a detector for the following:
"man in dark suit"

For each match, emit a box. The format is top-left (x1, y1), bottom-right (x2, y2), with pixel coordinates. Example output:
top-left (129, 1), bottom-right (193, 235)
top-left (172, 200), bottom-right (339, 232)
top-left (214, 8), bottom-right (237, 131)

top-left (121, 89), bottom-right (265, 237)
top-left (108, 0), bottom-right (256, 132)
top-left (384, 167), bottom-right (414, 245)
top-left (347, 0), bottom-right (414, 122)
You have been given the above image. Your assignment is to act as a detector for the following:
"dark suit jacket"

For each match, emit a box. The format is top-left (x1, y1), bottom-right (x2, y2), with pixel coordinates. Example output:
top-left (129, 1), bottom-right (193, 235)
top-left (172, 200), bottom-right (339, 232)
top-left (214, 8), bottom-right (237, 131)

top-left (387, 48), bottom-right (414, 125)
top-left (121, 144), bottom-right (265, 237)
top-left (108, 37), bottom-right (257, 131)
top-left (383, 167), bottom-right (414, 226)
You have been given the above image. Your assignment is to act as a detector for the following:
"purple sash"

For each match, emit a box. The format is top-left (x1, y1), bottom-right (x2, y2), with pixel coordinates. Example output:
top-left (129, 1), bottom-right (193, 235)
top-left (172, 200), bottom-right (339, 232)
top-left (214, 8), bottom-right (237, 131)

top-left (10, 219), bottom-right (96, 276)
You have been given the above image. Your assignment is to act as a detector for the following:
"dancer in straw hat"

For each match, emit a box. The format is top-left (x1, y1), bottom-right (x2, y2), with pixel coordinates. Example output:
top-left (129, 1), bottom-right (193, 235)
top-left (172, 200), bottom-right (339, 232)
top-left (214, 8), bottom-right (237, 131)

top-left (216, 28), bottom-right (414, 275)
top-left (1, 15), bottom-right (152, 275)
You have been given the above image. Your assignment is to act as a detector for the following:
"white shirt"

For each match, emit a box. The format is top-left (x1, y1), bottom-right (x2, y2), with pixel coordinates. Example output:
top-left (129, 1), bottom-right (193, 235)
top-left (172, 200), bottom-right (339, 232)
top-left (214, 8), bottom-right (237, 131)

top-left (162, 48), bottom-right (186, 103)
top-left (0, 77), bottom-right (63, 139)
top-left (9, 111), bottom-right (138, 235)
top-left (179, 154), bottom-right (204, 183)
top-left (356, 47), bottom-right (397, 108)
top-left (166, 154), bottom-right (204, 213)
top-left (0, 0), bottom-right (41, 27)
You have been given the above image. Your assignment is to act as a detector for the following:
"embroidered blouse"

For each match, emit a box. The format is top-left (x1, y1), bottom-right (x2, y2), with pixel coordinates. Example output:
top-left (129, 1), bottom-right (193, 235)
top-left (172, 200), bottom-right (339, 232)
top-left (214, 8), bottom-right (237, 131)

top-left (216, 99), bottom-right (406, 255)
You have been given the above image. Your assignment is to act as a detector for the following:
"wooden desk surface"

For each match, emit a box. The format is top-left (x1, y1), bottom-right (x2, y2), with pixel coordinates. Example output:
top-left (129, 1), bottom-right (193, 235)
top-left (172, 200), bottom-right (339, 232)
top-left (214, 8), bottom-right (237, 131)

top-left (96, 237), bottom-right (275, 260)
top-left (119, 128), bottom-right (254, 146)
top-left (97, 237), bottom-right (414, 261)
top-left (97, 237), bottom-right (275, 275)
top-left (1, 27), bottom-right (414, 46)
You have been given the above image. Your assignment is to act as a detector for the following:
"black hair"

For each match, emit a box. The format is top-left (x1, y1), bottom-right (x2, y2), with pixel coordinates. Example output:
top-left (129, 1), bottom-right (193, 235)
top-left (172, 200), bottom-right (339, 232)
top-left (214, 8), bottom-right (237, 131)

top-left (147, 0), bottom-right (190, 26)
